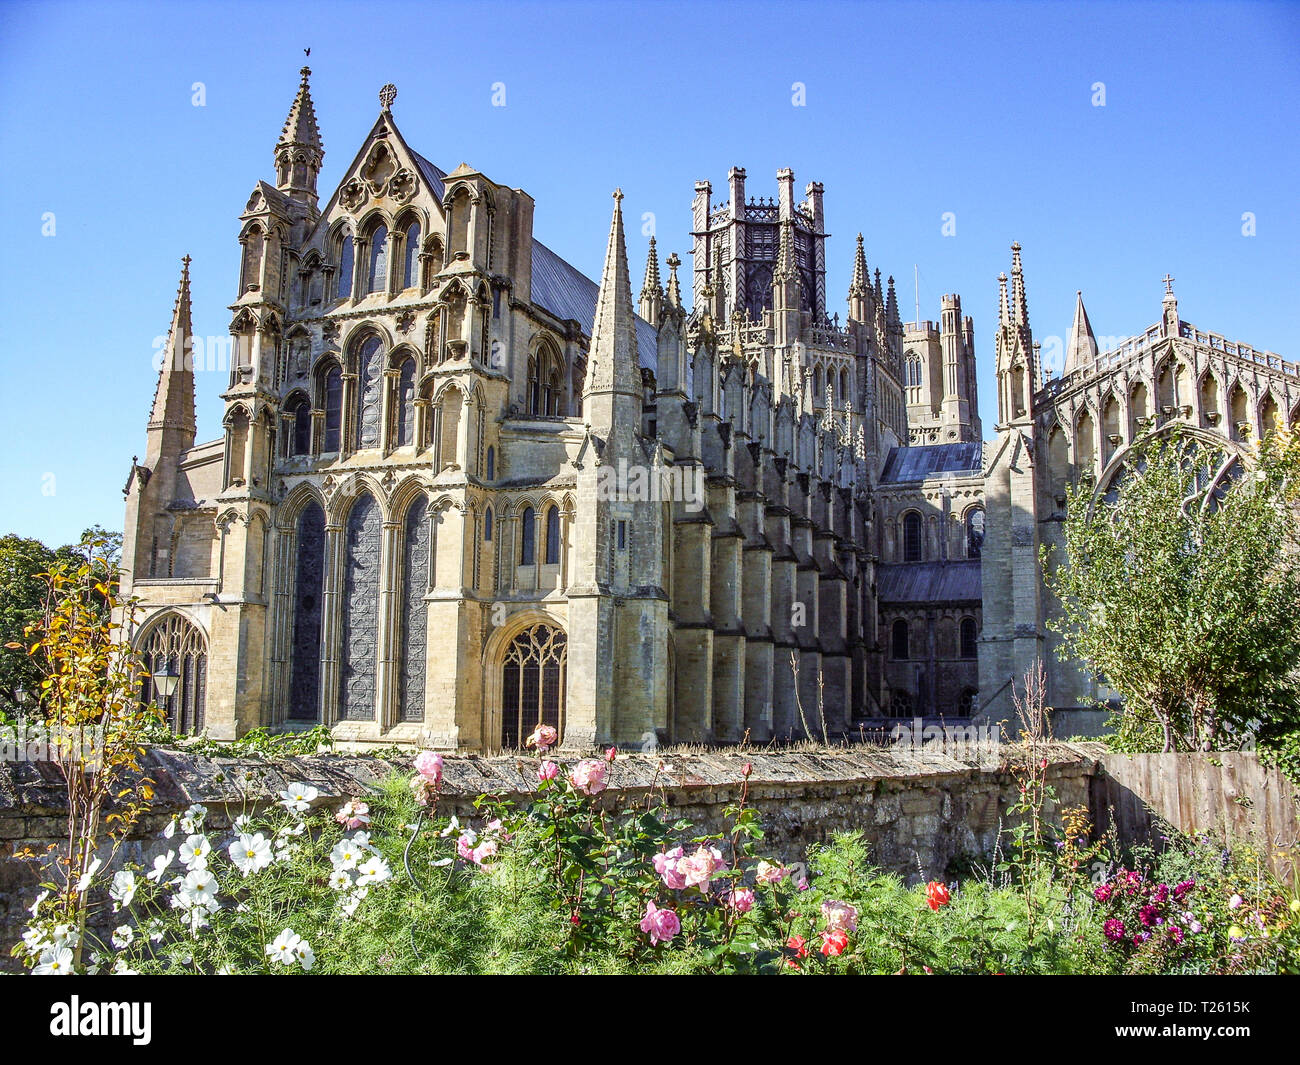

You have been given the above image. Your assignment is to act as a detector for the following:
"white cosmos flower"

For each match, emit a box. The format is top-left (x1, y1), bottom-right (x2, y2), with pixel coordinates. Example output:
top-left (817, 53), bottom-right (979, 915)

top-left (330, 840), bottom-right (363, 870)
top-left (27, 890), bottom-right (48, 918)
top-left (180, 804), bottom-right (208, 833)
top-left (146, 851), bottom-right (175, 883)
top-left (22, 926), bottom-right (51, 954)
top-left (329, 869), bottom-right (352, 891)
top-left (34, 947), bottom-right (74, 975)
top-left (112, 960), bottom-right (138, 975)
top-left (340, 893), bottom-right (362, 918)
top-left (162, 817), bottom-right (178, 840)
top-left (265, 928), bottom-right (301, 966)
top-left (180, 869), bottom-right (219, 910)
top-left (179, 834), bottom-right (211, 870)
top-left (111, 925), bottom-right (135, 949)
top-left (355, 855), bottom-right (391, 886)
top-left (232, 814), bottom-right (253, 831)
top-left (293, 938), bottom-right (315, 971)
top-left (50, 923), bottom-right (78, 949)
top-left (348, 830), bottom-right (373, 852)
top-left (228, 833), bottom-right (273, 876)
top-left (144, 918), bottom-right (166, 943)
top-left (76, 856), bottom-right (103, 892)
top-left (279, 783), bottom-right (319, 813)
top-left (440, 816), bottom-right (460, 838)
top-left (109, 870), bottom-right (137, 911)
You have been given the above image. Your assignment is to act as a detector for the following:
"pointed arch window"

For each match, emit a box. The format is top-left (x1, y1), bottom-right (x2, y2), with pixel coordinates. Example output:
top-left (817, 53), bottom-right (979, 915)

top-left (394, 357), bottom-right (416, 448)
top-left (527, 356), bottom-right (541, 415)
top-left (403, 221), bottom-right (421, 290)
top-left (500, 624), bottom-right (567, 749)
top-left (544, 505), bottom-right (561, 565)
top-left (484, 506), bottom-right (494, 542)
top-left (354, 335), bottom-right (384, 449)
top-left (486, 445), bottom-right (496, 481)
top-left (519, 506), bottom-right (536, 566)
top-left (323, 366), bottom-right (343, 452)
top-left (138, 613), bottom-right (208, 735)
top-left (367, 225), bottom-right (389, 294)
top-left (289, 501), bottom-right (325, 721)
top-left (337, 235), bottom-right (354, 300)
top-left (288, 394), bottom-right (312, 456)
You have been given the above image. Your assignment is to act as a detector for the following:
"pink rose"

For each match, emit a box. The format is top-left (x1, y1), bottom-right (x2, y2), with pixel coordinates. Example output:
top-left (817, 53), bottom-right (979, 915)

top-left (821, 899), bottom-right (858, 932)
top-left (456, 834), bottom-right (476, 861)
top-left (639, 901), bottom-right (681, 946)
top-left (605, 746), bottom-right (618, 762)
top-left (569, 759), bottom-right (608, 796)
top-left (678, 845), bottom-right (726, 892)
top-left (526, 724), bottom-right (558, 753)
top-left (410, 775), bottom-right (436, 807)
top-left (727, 887), bottom-right (755, 913)
top-left (653, 846), bottom-right (687, 890)
top-left (756, 861), bottom-right (788, 884)
top-left (537, 760), bottom-right (559, 782)
top-left (414, 750), bottom-right (444, 784)
top-left (471, 838), bottom-right (498, 865)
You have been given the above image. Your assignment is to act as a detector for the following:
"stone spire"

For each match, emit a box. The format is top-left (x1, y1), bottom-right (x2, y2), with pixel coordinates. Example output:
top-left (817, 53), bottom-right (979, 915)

top-left (639, 236), bottom-right (663, 327)
top-left (147, 257), bottom-right (197, 454)
top-left (1010, 241), bottom-right (1029, 328)
top-left (848, 233), bottom-right (869, 299)
top-left (275, 66), bottom-right (324, 203)
top-left (1160, 273), bottom-right (1179, 338)
top-left (772, 218), bottom-right (801, 314)
top-left (664, 251), bottom-right (683, 312)
top-left (1064, 290), bottom-right (1098, 374)
top-left (583, 190), bottom-right (640, 422)
top-left (885, 275), bottom-right (902, 332)
top-left (997, 271), bottom-right (1010, 326)
top-left (873, 267), bottom-right (884, 305)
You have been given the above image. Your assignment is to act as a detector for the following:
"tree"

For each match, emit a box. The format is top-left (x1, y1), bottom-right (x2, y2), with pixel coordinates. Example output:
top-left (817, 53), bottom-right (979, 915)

top-left (1046, 425), bottom-right (1300, 762)
top-left (0, 528), bottom-right (123, 715)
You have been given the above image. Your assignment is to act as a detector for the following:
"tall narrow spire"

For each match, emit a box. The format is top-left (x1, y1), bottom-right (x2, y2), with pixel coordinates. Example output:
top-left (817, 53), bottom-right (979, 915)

top-left (275, 66), bottom-right (324, 202)
top-left (848, 232), bottom-right (869, 299)
top-left (148, 257), bottom-right (197, 448)
top-left (885, 275), bottom-right (901, 331)
top-left (997, 271), bottom-right (1010, 326)
top-left (583, 190), bottom-right (640, 408)
top-left (1010, 241), bottom-right (1029, 327)
top-left (639, 236), bottom-right (663, 327)
top-left (873, 267), bottom-right (884, 305)
top-left (774, 218), bottom-right (797, 283)
top-left (1064, 290), bottom-right (1098, 374)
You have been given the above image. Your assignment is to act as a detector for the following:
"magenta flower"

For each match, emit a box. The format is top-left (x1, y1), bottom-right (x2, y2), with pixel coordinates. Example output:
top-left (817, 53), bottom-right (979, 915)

top-left (1093, 883), bottom-right (1113, 902)
top-left (1103, 919), bottom-right (1126, 941)
top-left (640, 901), bottom-right (681, 946)
top-left (1172, 879), bottom-right (1195, 901)
top-left (726, 887), bottom-right (756, 913)
top-left (1138, 904), bottom-right (1163, 927)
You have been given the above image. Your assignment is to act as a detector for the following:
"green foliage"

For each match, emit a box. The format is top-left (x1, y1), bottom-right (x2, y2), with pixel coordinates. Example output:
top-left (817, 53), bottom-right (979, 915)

top-left (16, 749), bottom-right (1297, 976)
top-left (1046, 426), bottom-right (1300, 763)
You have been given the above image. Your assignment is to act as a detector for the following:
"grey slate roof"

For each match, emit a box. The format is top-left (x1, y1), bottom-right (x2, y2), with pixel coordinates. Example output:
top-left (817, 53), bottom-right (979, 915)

top-left (408, 150), bottom-right (447, 201)
top-left (876, 561), bottom-right (982, 604)
top-left (879, 442), bottom-right (983, 484)
top-left (531, 239), bottom-right (658, 369)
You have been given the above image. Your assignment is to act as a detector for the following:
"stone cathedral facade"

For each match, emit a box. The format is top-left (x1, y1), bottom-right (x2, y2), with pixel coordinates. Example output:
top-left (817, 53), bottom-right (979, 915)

top-left (118, 72), bottom-right (1296, 749)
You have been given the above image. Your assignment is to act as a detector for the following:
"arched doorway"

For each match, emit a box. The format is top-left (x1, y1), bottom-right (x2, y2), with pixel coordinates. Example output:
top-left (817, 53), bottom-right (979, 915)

top-left (138, 613), bottom-right (208, 734)
top-left (500, 623), bottom-right (567, 748)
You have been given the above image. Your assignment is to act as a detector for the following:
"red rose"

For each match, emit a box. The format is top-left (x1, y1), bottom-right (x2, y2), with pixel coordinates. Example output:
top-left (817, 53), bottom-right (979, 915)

top-left (926, 881), bottom-right (951, 911)
top-left (820, 929), bottom-right (849, 957)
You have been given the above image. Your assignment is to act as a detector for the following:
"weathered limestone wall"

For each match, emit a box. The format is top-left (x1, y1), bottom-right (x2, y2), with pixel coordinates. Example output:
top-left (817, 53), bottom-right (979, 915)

top-left (0, 743), bottom-right (1099, 963)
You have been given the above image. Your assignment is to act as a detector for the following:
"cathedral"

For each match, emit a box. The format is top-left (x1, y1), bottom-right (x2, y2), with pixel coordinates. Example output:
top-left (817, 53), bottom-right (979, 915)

top-left (118, 71), bottom-right (1297, 750)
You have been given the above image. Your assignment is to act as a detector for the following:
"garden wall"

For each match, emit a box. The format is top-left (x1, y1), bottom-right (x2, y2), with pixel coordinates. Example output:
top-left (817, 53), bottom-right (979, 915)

top-left (2, 742), bottom-right (1296, 965)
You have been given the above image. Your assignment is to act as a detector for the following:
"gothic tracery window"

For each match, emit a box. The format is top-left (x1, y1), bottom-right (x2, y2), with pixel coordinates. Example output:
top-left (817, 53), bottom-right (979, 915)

top-left (367, 225), bottom-right (389, 294)
top-left (544, 505), bottom-right (561, 565)
top-left (500, 624), bottom-right (567, 749)
top-left (339, 494), bottom-right (381, 721)
top-left (519, 506), bottom-right (536, 566)
top-left (891, 618), bottom-right (910, 660)
top-left (289, 501), bottom-right (325, 720)
top-left (137, 613), bottom-right (208, 735)
top-left (960, 617), bottom-right (978, 659)
top-left (337, 234), bottom-right (354, 300)
top-left (322, 366), bottom-right (343, 452)
top-left (394, 357), bottom-right (416, 448)
top-left (402, 221), bottom-right (421, 290)
top-left (966, 507), bottom-right (985, 559)
top-left (354, 335), bottom-right (384, 450)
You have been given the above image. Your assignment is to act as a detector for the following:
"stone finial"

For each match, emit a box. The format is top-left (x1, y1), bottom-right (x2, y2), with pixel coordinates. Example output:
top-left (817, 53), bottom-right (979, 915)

top-left (379, 83), bottom-right (397, 111)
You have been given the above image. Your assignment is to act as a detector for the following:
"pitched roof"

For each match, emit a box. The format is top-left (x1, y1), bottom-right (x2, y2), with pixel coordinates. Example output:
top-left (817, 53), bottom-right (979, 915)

top-left (877, 561), bottom-right (982, 604)
top-left (879, 442), bottom-right (983, 484)
top-left (407, 149), bottom-right (447, 201)
top-left (531, 239), bottom-right (657, 369)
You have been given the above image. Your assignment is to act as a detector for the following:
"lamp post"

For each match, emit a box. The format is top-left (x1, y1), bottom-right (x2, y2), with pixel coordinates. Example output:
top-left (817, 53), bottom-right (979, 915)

top-left (151, 662), bottom-right (180, 729)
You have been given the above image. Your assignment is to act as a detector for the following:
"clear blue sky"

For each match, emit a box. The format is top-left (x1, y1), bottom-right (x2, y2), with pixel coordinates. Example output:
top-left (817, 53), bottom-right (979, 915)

top-left (1, 0), bottom-right (1297, 547)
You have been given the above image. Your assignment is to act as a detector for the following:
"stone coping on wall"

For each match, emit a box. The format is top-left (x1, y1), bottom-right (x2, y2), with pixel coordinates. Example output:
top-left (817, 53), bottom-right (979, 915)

top-left (0, 741), bottom-right (1109, 825)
